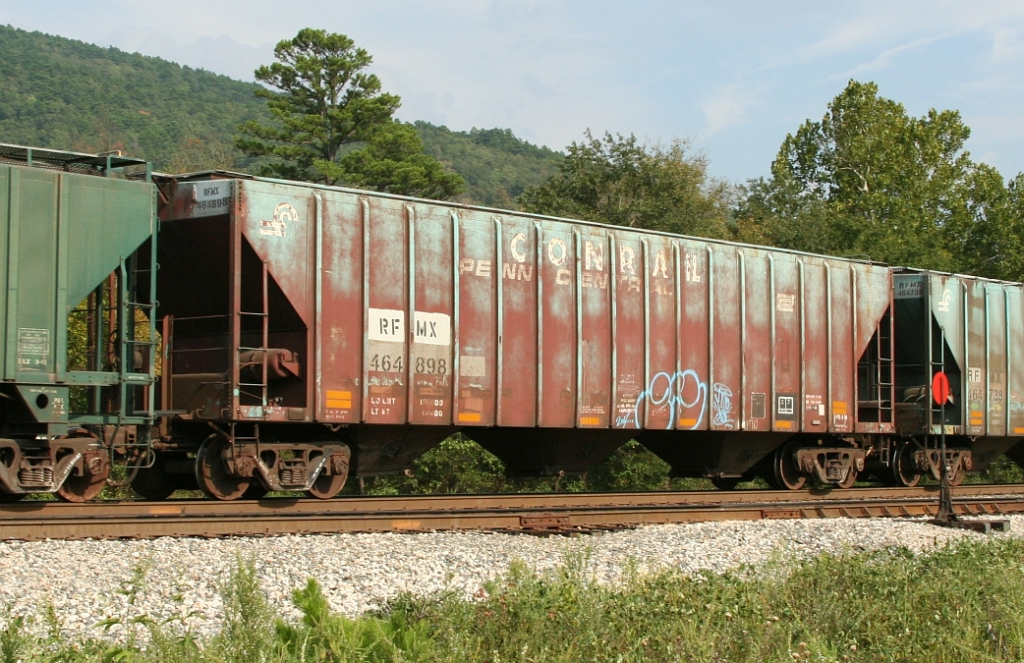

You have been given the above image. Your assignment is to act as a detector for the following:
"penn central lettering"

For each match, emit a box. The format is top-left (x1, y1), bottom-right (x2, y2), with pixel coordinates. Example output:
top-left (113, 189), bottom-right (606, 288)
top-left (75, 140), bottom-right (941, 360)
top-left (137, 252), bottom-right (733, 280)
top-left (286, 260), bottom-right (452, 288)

top-left (458, 237), bottom-right (683, 291)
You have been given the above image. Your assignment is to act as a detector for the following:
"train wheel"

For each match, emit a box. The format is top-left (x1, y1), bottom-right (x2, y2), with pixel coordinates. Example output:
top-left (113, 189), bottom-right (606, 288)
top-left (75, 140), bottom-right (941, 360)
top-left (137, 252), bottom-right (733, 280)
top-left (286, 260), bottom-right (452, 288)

top-left (306, 472), bottom-right (346, 499)
top-left (711, 477), bottom-right (741, 491)
top-left (131, 461), bottom-right (177, 501)
top-left (891, 442), bottom-right (921, 487)
top-left (243, 483), bottom-right (269, 500)
top-left (948, 458), bottom-right (966, 487)
top-left (306, 450), bottom-right (349, 499)
top-left (195, 436), bottom-right (250, 501)
top-left (56, 457), bottom-right (109, 502)
top-left (773, 443), bottom-right (806, 490)
top-left (836, 466), bottom-right (858, 489)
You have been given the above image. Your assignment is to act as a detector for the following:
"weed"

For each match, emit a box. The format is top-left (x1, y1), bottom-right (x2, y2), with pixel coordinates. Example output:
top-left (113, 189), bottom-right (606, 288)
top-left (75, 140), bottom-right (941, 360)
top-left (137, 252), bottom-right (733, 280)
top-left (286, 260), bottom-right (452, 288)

top-left (212, 556), bottom-right (280, 663)
top-left (277, 577), bottom-right (436, 662)
top-left (0, 606), bottom-right (30, 663)
top-left (14, 537), bottom-right (1024, 662)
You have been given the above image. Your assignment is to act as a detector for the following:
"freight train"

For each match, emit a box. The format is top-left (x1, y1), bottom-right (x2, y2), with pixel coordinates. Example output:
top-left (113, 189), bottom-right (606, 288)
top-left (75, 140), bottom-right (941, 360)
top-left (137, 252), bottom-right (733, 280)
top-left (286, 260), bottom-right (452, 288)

top-left (1, 143), bottom-right (1022, 501)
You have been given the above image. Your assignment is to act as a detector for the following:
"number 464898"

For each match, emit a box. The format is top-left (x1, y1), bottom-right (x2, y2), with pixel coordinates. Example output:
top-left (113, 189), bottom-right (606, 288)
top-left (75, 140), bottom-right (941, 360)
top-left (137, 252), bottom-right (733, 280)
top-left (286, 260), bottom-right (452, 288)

top-left (369, 353), bottom-right (403, 372)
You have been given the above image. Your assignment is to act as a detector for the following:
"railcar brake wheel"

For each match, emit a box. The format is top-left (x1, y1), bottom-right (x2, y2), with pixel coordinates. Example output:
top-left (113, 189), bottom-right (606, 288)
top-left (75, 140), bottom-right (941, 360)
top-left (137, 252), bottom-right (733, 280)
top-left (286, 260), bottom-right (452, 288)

top-left (891, 442), bottom-right (921, 487)
top-left (195, 435), bottom-right (250, 501)
top-left (306, 449), bottom-right (350, 499)
top-left (56, 459), bottom-right (109, 502)
top-left (773, 443), bottom-right (806, 490)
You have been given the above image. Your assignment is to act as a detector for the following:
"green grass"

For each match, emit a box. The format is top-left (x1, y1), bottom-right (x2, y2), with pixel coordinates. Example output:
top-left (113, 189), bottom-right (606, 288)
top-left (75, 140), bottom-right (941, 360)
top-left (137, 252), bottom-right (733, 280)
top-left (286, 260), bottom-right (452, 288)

top-left (4, 536), bottom-right (1024, 661)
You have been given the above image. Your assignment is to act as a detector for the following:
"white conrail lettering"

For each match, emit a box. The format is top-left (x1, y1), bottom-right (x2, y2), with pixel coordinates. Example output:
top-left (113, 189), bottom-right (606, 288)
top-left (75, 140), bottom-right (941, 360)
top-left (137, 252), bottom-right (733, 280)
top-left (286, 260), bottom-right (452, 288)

top-left (510, 233), bottom-right (527, 263)
top-left (585, 241), bottom-right (604, 271)
top-left (619, 245), bottom-right (636, 275)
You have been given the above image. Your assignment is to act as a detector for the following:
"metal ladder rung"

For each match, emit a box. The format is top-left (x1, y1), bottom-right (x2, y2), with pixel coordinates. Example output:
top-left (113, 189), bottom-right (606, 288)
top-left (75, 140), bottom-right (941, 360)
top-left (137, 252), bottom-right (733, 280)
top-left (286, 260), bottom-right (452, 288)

top-left (235, 260), bottom-right (270, 407)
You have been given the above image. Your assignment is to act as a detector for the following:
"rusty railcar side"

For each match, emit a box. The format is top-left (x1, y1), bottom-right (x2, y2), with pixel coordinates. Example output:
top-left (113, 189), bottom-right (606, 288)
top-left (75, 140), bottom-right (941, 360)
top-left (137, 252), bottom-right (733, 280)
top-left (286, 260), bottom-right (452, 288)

top-left (152, 173), bottom-right (903, 496)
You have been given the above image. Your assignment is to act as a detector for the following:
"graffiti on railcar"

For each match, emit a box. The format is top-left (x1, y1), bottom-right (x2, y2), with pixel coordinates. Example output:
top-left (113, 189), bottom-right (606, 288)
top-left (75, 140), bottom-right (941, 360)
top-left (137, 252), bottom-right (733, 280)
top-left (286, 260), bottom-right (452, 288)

top-left (616, 369), bottom-right (707, 429)
top-left (712, 382), bottom-right (735, 429)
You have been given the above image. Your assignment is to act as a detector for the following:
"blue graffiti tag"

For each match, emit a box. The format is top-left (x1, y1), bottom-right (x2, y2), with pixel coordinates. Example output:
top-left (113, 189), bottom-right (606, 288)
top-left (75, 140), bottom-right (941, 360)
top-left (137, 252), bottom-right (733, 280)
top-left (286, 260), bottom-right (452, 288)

top-left (616, 370), bottom-right (707, 429)
top-left (711, 382), bottom-right (735, 429)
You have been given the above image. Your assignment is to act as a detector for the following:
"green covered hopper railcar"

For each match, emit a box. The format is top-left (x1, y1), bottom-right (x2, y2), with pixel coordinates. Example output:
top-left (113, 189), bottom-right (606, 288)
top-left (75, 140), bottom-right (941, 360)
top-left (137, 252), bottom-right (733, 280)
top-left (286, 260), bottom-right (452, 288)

top-left (0, 145), bottom-right (157, 501)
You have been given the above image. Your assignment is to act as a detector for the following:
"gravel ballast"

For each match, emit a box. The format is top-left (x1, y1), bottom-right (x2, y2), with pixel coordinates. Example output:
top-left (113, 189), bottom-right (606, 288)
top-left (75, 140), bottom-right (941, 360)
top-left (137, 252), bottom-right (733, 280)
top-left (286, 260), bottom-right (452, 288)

top-left (0, 515), bottom-right (1019, 640)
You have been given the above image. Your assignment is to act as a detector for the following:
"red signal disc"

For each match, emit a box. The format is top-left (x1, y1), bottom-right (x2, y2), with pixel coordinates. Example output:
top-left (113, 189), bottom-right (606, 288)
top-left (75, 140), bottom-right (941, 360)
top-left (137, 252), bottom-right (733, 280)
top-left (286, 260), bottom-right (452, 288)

top-left (932, 372), bottom-right (950, 406)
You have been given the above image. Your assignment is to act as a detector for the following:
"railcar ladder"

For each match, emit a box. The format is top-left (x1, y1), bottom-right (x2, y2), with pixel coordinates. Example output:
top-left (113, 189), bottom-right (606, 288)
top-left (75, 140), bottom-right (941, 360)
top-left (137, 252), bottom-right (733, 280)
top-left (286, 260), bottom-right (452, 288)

top-left (123, 255), bottom-right (157, 417)
top-left (875, 309), bottom-right (895, 424)
top-left (237, 261), bottom-right (270, 407)
top-left (930, 326), bottom-right (947, 430)
top-left (106, 255), bottom-right (159, 469)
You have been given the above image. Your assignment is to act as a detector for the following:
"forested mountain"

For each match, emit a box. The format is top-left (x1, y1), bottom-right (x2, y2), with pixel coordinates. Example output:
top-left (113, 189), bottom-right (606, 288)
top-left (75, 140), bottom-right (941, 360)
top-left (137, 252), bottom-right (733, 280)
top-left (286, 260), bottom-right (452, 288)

top-left (0, 25), bottom-right (265, 166)
top-left (0, 25), bottom-right (560, 207)
top-left (414, 123), bottom-right (561, 208)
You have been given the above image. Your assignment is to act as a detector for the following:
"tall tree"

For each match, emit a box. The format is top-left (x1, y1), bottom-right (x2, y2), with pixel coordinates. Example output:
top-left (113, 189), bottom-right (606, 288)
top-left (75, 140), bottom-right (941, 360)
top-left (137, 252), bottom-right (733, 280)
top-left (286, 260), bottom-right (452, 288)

top-left (972, 173), bottom-right (1024, 282)
top-left (236, 28), bottom-right (463, 198)
top-left (735, 80), bottom-right (1009, 275)
top-left (518, 131), bottom-right (731, 238)
top-left (325, 121), bottom-right (464, 199)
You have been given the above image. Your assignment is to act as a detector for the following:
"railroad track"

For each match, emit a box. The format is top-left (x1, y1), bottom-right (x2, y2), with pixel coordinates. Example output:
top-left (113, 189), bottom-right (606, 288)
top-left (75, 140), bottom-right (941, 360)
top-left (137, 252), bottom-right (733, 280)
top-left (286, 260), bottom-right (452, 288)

top-left (0, 485), bottom-right (1020, 541)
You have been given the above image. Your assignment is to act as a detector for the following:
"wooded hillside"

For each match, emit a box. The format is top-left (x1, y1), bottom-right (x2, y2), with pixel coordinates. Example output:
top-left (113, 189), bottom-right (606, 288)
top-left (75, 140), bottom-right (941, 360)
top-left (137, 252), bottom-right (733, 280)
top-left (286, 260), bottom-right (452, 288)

top-left (0, 25), bottom-right (560, 207)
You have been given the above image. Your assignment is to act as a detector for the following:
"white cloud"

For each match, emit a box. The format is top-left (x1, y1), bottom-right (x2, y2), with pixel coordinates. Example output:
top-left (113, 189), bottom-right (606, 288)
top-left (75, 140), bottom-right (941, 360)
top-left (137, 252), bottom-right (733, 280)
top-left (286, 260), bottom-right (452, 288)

top-left (992, 26), bottom-right (1024, 61)
top-left (832, 34), bottom-right (950, 79)
top-left (701, 85), bottom-right (758, 136)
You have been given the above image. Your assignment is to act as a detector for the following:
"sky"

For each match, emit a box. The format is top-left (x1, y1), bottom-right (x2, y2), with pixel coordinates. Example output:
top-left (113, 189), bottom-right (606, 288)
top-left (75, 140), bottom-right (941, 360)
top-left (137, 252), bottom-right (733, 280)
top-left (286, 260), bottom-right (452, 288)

top-left (2, 0), bottom-right (1024, 185)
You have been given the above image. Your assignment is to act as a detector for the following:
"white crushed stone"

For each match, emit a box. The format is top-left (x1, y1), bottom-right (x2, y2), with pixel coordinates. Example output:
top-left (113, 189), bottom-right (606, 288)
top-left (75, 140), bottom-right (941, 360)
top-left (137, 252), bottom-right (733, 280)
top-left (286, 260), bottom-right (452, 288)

top-left (0, 514), bottom-right (1019, 641)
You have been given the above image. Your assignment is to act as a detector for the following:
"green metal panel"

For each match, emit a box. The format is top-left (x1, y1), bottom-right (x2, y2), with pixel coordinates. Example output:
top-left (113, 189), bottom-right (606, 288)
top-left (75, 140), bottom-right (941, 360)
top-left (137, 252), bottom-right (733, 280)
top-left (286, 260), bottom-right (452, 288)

top-left (4, 166), bottom-right (24, 381)
top-left (0, 164), bottom-right (155, 386)
top-left (55, 172), bottom-right (69, 380)
top-left (0, 166), bottom-right (7, 380)
top-left (3, 167), bottom-right (18, 380)
top-left (65, 176), bottom-right (154, 311)
top-left (11, 168), bottom-right (59, 380)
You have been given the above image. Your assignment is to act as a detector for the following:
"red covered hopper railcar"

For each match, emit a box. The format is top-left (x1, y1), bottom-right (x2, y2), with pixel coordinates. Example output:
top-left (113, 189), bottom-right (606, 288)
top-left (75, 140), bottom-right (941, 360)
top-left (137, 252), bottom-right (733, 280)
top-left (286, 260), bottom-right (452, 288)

top-left (142, 171), bottom-right (974, 500)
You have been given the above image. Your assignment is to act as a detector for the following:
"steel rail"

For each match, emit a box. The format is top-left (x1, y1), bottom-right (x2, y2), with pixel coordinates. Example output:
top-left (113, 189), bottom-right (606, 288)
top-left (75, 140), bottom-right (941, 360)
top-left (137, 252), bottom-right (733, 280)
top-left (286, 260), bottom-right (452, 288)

top-left (0, 485), bottom-right (1021, 541)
